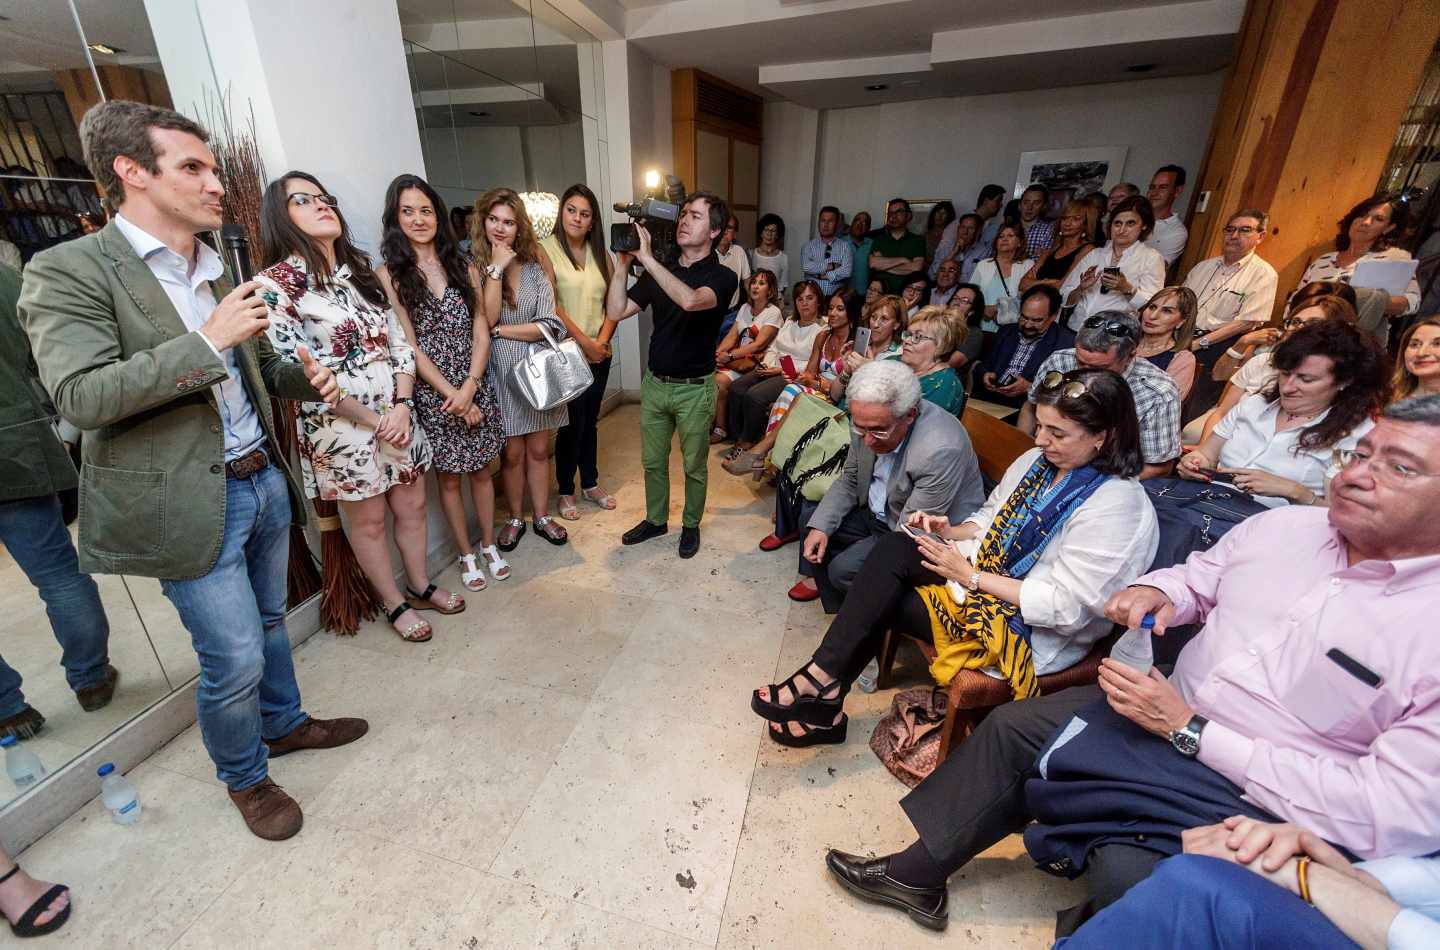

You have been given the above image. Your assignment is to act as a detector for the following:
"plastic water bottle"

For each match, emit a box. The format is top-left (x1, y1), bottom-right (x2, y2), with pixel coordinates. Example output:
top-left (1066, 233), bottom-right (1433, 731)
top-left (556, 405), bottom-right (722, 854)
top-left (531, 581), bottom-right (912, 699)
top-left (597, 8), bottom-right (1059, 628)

top-left (1110, 614), bottom-right (1156, 674)
top-left (1, 735), bottom-right (46, 790)
top-left (856, 657), bottom-right (880, 693)
top-left (98, 763), bottom-right (142, 825)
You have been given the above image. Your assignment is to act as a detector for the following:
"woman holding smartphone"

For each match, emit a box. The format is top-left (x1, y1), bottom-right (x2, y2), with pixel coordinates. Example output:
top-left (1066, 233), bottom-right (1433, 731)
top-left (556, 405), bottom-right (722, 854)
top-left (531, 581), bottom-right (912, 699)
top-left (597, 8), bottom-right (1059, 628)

top-left (1060, 195), bottom-right (1165, 331)
top-left (257, 171), bottom-right (459, 643)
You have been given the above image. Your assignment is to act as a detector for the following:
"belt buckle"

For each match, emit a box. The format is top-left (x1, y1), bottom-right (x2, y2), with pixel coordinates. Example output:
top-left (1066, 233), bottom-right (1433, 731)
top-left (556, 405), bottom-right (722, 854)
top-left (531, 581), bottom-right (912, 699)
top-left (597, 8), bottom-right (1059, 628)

top-left (228, 449), bottom-right (267, 479)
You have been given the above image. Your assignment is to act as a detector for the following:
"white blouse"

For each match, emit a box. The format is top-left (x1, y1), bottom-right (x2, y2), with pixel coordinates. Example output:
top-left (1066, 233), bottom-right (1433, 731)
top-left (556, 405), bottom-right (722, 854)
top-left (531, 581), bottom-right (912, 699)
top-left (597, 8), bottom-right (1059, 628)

top-left (1299, 247), bottom-right (1420, 316)
top-left (763, 319), bottom-right (825, 369)
top-left (1230, 350), bottom-right (1277, 395)
top-left (971, 256), bottom-right (1035, 330)
top-left (749, 249), bottom-right (789, 297)
top-left (1060, 241), bottom-right (1167, 331)
top-left (948, 448), bottom-right (1159, 675)
top-left (1213, 394), bottom-right (1373, 508)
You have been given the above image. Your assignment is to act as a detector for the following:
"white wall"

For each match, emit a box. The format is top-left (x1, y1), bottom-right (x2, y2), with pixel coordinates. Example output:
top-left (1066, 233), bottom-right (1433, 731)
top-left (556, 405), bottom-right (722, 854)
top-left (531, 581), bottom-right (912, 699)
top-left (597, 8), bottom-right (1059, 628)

top-left (760, 99), bottom-right (820, 252)
top-left (770, 71), bottom-right (1225, 241)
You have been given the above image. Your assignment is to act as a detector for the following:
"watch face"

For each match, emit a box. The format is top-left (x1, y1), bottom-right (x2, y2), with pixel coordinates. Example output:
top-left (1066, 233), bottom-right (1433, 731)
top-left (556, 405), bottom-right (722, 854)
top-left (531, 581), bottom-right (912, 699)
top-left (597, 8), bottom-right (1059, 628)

top-left (1173, 730), bottom-right (1200, 756)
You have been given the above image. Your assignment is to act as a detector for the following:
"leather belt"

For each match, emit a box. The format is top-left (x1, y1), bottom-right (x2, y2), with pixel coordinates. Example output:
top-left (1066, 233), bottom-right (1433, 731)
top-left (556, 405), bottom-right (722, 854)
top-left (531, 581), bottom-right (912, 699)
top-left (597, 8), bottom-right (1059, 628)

top-left (652, 373), bottom-right (709, 385)
top-left (225, 448), bottom-right (270, 480)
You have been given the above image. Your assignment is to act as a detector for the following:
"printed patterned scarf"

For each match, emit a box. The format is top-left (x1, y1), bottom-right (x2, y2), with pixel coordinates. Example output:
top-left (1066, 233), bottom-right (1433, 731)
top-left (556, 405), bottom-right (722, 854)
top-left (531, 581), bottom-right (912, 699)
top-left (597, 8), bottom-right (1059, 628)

top-left (918, 456), bottom-right (1108, 694)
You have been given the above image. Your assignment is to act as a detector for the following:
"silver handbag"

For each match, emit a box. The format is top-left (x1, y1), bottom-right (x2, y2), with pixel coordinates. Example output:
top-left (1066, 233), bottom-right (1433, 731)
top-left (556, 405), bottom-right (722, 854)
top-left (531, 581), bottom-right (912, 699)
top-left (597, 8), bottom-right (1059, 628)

top-left (511, 322), bottom-right (594, 411)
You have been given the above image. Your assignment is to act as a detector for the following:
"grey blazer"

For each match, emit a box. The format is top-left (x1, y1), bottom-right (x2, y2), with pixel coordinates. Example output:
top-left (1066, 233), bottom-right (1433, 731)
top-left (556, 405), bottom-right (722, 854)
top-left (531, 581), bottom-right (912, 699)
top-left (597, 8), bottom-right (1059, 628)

top-left (808, 400), bottom-right (985, 536)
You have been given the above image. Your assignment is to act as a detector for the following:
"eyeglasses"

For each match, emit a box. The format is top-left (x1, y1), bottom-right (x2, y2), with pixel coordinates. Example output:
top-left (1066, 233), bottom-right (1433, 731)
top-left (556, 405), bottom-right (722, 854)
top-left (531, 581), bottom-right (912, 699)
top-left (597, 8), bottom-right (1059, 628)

top-left (1038, 370), bottom-right (1096, 401)
top-left (1223, 225), bottom-right (1259, 235)
top-left (1081, 315), bottom-right (1138, 340)
top-left (288, 192), bottom-right (338, 209)
top-left (1282, 316), bottom-right (1309, 330)
top-left (901, 330), bottom-right (936, 344)
top-left (850, 418), bottom-right (906, 440)
top-left (1336, 448), bottom-right (1439, 486)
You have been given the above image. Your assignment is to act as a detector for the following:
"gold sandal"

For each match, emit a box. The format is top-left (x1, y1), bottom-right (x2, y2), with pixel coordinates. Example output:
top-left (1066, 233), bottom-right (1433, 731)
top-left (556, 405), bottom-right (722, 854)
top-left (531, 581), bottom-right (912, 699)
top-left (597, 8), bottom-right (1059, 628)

top-left (385, 603), bottom-right (432, 642)
top-left (404, 583), bottom-right (466, 615)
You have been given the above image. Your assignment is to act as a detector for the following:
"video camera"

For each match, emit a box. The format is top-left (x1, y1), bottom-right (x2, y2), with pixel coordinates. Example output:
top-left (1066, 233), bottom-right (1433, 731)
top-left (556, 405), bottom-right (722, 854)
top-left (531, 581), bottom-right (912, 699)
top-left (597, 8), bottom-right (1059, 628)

top-left (611, 173), bottom-right (686, 266)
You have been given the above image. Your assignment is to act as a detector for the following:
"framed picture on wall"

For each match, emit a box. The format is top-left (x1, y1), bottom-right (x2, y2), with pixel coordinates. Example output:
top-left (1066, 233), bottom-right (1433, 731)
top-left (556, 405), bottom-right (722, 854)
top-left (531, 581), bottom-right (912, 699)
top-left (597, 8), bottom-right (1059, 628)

top-left (905, 198), bottom-right (951, 234)
top-left (1013, 147), bottom-right (1129, 218)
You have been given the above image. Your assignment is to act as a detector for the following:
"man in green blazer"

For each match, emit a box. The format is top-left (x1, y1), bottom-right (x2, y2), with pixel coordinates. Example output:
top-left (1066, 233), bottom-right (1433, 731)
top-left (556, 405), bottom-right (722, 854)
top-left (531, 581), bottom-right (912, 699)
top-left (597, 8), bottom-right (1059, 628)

top-left (18, 100), bottom-right (366, 841)
top-left (0, 263), bottom-right (117, 740)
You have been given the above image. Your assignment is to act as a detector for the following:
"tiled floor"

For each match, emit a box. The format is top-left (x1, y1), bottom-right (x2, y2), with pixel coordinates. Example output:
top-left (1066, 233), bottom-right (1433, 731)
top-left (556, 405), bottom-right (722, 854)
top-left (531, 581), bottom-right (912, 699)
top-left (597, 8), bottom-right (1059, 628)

top-left (17, 405), bottom-right (1077, 948)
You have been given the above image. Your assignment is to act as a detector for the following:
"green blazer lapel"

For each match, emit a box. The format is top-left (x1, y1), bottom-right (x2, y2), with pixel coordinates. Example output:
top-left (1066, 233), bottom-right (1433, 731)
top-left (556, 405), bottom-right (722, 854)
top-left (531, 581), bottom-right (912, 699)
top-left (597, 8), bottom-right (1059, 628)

top-left (97, 222), bottom-right (191, 342)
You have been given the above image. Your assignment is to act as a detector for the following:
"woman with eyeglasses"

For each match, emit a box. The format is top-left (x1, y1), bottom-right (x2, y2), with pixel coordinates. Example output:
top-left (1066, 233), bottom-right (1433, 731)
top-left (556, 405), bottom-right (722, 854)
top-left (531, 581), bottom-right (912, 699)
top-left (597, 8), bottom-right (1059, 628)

top-left (257, 172), bottom-right (457, 643)
top-left (1392, 314), bottom-right (1440, 402)
top-left (1060, 195), bottom-right (1166, 331)
top-left (378, 173), bottom-right (507, 594)
top-left (750, 213), bottom-right (789, 302)
top-left (898, 307), bottom-right (966, 415)
top-left (1298, 195), bottom-right (1420, 331)
top-left (471, 187), bottom-right (571, 551)
top-left (1199, 292), bottom-right (1358, 444)
top-left (862, 277), bottom-right (885, 313)
top-left (943, 282), bottom-right (986, 371)
top-left (750, 367), bottom-right (1157, 745)
top-left (901, 274), bottom-right (929, 319)
top-left (1178, 319), bottom-right (1386, 508)
top-left (1135, 286), bottom-right (1199, 400)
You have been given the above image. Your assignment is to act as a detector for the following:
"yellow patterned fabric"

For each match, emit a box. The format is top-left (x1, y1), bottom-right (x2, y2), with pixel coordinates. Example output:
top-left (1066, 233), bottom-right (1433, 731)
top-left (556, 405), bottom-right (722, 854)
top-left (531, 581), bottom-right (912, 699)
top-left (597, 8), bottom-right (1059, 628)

top-left (916, 462), bottom-right (1049, 695)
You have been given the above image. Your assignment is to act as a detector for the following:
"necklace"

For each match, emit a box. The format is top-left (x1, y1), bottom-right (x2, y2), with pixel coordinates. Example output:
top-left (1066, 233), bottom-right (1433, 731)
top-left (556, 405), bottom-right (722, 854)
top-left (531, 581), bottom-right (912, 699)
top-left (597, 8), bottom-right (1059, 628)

top-left (1136, 336), bottom-right (1172, 357)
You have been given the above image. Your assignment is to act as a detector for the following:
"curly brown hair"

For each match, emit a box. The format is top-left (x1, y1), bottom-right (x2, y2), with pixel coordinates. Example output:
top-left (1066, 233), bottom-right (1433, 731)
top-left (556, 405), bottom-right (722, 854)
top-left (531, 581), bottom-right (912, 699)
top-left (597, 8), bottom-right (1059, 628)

top-left (1264, 318), bottom-right (1389, 450)
top-left (471, 187), bottom-right (541, 307)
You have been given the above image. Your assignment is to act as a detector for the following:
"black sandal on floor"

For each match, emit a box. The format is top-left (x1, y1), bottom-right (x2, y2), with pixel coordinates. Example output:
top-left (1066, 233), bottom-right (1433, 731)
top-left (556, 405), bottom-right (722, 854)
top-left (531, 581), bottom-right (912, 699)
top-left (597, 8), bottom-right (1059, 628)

top-left (533, 515), bottom-right (569, 546)
top-left (385, 603), bottom-right (433, 642)
top-left (768, 715), bottom-right (848, 748)
top-left (751, 664), bottom-right (848, 726)
top-left (0, 866), bottom-right (72, 939)
top-left (404, 583), bottom-right (465, 615)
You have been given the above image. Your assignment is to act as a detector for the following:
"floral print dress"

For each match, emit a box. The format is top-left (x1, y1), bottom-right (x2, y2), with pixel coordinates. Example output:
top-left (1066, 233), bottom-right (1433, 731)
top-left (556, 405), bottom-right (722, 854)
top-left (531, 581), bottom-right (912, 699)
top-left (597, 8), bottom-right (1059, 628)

top-left (257, 255), bottom-right (431, 501)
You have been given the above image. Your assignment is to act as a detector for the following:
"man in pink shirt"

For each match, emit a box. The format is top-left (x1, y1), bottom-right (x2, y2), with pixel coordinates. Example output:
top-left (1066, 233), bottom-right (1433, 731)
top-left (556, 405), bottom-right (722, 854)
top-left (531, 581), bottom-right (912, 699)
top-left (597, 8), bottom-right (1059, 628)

top-left (823, 396), bottom-right (1440, 936)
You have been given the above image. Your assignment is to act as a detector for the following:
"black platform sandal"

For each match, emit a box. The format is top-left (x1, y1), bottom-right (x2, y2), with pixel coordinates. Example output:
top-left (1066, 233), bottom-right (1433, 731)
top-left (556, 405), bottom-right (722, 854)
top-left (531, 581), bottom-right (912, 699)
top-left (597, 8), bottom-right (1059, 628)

top-left (768, 714), bottom-right (848, 748)
top-left (0, 865), bottom-right (72, 939)
top-left (751, 664), bottom-right (848, 727)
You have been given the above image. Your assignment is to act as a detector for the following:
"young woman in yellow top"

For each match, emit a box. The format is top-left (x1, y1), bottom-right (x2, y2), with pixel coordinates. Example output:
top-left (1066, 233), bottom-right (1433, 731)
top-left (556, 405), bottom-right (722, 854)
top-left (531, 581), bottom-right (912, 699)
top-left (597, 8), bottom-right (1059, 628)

top-left (537, 184), bottom-right (617, 521)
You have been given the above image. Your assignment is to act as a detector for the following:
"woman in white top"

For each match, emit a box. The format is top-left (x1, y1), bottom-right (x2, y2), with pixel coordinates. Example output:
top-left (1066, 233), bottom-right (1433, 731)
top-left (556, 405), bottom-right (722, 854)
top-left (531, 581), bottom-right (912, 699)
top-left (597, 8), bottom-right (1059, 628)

top-left (750, 214), bottom-right (789, 301)
top-left (712, 269), bottom-right (784, 442)
top-left (1199, 292), bottom-right (1356, 444)
top-left (1299, 195), bottom-right (1420, 323)
top-left (971, 221), bottom-right (1035, 333)
top-left (1060, 195), bottom-right (1166, 331)
top-left (725, 279), bottom-right (826, 449)
top-left (1180, 319), bottom-right (1386, 507)
top-left (749, 367), bottom-right (1158, 746)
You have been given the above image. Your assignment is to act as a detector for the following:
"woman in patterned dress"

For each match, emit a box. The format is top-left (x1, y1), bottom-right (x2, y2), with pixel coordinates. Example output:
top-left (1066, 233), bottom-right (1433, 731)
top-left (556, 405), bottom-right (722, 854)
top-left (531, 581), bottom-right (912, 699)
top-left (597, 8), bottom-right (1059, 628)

top-left (257, 171), bottom-right (462, 643)
top-left (470, 188), bottom-right (570, 550)
top-left (378, 174), bottom-right (509, 592)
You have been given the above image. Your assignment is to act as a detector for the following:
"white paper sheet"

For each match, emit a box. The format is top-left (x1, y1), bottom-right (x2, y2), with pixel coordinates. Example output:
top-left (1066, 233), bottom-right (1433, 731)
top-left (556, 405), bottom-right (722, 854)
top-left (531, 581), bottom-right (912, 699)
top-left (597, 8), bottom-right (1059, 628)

top-left (1351, 258), bottom-right (1418, 296)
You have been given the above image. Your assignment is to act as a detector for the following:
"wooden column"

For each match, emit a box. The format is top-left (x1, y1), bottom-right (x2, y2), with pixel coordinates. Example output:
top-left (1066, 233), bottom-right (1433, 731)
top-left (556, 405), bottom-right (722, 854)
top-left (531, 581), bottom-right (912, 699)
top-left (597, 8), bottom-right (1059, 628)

top-left (1180, 0), bottom-right (1440, 317)
top-left (53, 65), bottom-right (174, 128)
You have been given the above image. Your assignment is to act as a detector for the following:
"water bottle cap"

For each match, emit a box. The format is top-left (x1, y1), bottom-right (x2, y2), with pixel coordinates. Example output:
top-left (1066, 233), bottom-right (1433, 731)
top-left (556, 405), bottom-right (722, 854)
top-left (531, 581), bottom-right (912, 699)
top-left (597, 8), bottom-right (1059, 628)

top-left (1140, 614), bottom-right (1156, 630)
top-left (0, 735), bottom-right (15, 747)
top-left (97, 763), bottom-right (114, 776)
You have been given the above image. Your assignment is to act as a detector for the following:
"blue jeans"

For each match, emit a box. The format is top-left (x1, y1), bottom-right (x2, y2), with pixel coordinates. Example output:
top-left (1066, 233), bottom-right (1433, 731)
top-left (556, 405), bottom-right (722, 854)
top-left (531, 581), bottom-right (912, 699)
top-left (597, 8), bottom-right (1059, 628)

top-left (0, 494), bottom-right (111, 719)
top-left (1053, 854), bottom-right (1359, 949)
top-left (160, 464), bottom-right (307, 791)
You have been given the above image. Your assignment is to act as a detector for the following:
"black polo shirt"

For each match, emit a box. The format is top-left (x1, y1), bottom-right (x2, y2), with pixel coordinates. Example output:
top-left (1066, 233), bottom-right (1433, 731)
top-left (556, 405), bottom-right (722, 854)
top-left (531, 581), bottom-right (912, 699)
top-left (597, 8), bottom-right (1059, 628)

top-left (627, 250), bottom-right (738, 379)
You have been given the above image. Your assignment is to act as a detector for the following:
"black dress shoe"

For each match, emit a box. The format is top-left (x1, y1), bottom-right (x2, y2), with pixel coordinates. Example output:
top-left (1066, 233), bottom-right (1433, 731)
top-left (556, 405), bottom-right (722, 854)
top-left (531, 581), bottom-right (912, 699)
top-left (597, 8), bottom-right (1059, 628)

top-left (621, 520), bottom-right (668, 545)
top-left (678, 526), bottom-right (700, 559)
top-left (825, 849), bottom-right (948, 931)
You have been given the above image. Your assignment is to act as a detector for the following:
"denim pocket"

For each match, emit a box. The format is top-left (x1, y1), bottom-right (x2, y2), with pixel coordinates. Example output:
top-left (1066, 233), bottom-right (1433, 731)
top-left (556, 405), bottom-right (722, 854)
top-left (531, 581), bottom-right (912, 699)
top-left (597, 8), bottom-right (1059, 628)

top-left (81, 463), bottom-right (166, 559)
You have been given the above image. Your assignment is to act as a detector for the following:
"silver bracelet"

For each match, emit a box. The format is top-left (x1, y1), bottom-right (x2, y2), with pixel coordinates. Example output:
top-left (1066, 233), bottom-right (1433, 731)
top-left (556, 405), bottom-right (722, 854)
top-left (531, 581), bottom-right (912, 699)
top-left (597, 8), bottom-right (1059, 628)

top-left (1225, 346), bottom-right (1246, 359)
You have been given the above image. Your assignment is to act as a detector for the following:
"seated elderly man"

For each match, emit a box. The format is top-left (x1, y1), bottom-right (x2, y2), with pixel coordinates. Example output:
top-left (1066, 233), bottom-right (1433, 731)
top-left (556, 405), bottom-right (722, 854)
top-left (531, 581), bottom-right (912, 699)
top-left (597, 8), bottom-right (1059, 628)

top-left (822, 395), bottom-right (1440, 935)
top-left (973, 285), bottom-right (1074, 409)
top-left (1019, 309), bottom-right (1180, 478)
top-left (793, 359), bottom-right (984, 613)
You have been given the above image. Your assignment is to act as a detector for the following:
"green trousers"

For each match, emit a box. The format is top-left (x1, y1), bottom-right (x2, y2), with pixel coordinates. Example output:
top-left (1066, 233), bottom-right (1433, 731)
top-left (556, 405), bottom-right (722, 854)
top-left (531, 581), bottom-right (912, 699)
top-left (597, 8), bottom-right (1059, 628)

top-left (640, 371), bottom-right (716, 529)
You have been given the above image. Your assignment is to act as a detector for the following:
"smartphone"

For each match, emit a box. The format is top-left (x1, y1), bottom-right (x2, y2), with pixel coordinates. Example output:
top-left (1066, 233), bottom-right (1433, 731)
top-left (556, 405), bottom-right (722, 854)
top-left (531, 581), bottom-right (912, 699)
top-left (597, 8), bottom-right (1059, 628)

top-left (780, 354), bottom-right (798, 378)
top-left (996, 372), bottom-right (1017, 387)
top-left (853, 326), bottom-right (872, 358)
top-left (1100, 266), bottom-right (1121, 292)
top-left (902, 522), bottom-right (945, 544)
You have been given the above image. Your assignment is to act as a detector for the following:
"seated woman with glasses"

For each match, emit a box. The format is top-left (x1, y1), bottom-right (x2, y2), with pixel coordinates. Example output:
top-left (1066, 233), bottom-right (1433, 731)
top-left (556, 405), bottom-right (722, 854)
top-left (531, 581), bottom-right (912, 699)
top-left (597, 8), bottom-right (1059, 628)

top-left (898, 307), bottom-right (966, 415)
top-left (1199, 291), bottom-right (1358, 444)
top-left (750, 368), bottom-right (1158, 745)
top-left (1177, 319), bottom-right (1387, 507)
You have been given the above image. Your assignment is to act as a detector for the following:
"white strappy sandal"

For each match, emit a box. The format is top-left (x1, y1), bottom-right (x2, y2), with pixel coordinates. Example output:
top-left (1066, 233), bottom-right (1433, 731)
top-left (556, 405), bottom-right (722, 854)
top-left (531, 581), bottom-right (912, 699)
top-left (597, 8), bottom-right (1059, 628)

top-left (458, 552), bottom-right (488, 591)
top-left (480, 544), bottom-right (511, 581)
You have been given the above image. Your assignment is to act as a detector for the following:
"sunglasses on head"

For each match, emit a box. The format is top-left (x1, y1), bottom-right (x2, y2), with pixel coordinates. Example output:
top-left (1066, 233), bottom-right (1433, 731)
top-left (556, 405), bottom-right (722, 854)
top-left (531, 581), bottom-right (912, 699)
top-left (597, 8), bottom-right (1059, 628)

top-left (1038, 370), bottom-right (1096, 401)
top-left (1081, 315), bottom-right (1137, 340)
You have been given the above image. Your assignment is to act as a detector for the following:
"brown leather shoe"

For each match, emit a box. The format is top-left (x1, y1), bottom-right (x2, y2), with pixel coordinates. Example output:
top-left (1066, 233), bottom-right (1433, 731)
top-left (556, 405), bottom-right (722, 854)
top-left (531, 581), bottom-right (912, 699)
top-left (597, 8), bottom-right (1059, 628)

top-left (264, 716), bottom-right (369, 758)
top-left (228, 778), bottom-right (303, 840)
top-left (0, 705), bottom-right (45, 741)
top-left (75, 665), bottom-right (120, 712)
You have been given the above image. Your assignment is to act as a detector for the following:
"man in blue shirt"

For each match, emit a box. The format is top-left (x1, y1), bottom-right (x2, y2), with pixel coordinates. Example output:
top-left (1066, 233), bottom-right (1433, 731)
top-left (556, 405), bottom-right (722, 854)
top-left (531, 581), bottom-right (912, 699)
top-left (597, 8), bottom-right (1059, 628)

top-left (800, 206), bottom-right (852, 295)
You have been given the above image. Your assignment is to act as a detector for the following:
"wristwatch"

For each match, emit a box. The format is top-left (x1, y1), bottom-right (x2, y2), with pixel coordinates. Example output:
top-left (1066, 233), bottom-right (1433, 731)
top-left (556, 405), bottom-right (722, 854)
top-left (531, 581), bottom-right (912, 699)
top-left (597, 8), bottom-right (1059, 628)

top-left (483, 263), bottom-right (502, 281)
top-left (1168, 714), bottom-right (1208, 757)
top-left (392, 396), bottom-right (413, 409)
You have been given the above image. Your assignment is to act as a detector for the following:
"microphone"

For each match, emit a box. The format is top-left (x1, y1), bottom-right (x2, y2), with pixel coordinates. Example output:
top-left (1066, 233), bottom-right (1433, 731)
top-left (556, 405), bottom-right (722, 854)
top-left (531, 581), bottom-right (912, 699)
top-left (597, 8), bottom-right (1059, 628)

top-left (221, 223), bottom-right (254, 285)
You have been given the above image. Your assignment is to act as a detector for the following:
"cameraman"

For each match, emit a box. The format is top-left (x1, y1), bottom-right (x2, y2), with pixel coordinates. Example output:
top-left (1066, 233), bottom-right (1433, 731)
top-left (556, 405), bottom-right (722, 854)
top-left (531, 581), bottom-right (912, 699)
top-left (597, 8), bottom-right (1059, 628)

top-left (599, 191), bottom-right (738, 559)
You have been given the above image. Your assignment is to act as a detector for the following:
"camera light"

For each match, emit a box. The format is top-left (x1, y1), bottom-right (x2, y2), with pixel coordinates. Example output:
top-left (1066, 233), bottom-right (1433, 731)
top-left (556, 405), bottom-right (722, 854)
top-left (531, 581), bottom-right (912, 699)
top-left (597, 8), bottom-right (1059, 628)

top-left (519, 191), bottom-right (559, 240)
top-left (644, 169), bottom-right (661, 190)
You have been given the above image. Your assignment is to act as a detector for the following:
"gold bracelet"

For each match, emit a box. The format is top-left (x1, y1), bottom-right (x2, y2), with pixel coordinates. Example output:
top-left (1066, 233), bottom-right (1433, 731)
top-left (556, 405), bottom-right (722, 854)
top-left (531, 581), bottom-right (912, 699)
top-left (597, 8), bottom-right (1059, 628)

top-left (1296, 856), bottom-right (1313, 904)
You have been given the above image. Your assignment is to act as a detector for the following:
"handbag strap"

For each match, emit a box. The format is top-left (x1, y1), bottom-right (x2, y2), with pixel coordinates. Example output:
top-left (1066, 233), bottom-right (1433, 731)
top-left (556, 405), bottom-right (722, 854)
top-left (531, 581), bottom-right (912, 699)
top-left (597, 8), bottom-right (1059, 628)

top-left (533, 321), bottom-right (562, 350)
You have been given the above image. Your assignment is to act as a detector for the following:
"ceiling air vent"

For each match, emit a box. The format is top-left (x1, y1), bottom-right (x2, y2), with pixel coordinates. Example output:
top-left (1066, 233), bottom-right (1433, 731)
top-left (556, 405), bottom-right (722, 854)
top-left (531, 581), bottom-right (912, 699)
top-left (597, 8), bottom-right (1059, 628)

top-left (696, 75), bottom-right (762, 131)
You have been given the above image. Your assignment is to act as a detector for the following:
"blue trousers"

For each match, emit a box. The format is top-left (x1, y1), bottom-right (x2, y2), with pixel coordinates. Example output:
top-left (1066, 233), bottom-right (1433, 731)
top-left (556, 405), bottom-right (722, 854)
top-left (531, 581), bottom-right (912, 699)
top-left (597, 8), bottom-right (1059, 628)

top-left (159, 465), bottom-right (307, 791)
top-left (1053, 854), bottom-right (1360, 949)
top-left (0, 494), bottom-right (111, 718)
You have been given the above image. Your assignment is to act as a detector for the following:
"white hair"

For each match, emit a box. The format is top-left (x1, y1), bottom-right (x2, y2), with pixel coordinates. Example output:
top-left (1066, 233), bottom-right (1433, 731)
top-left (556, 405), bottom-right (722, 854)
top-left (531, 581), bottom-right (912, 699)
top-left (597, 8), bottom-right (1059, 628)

top-left (847, 359), bottom-right (921, 417)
